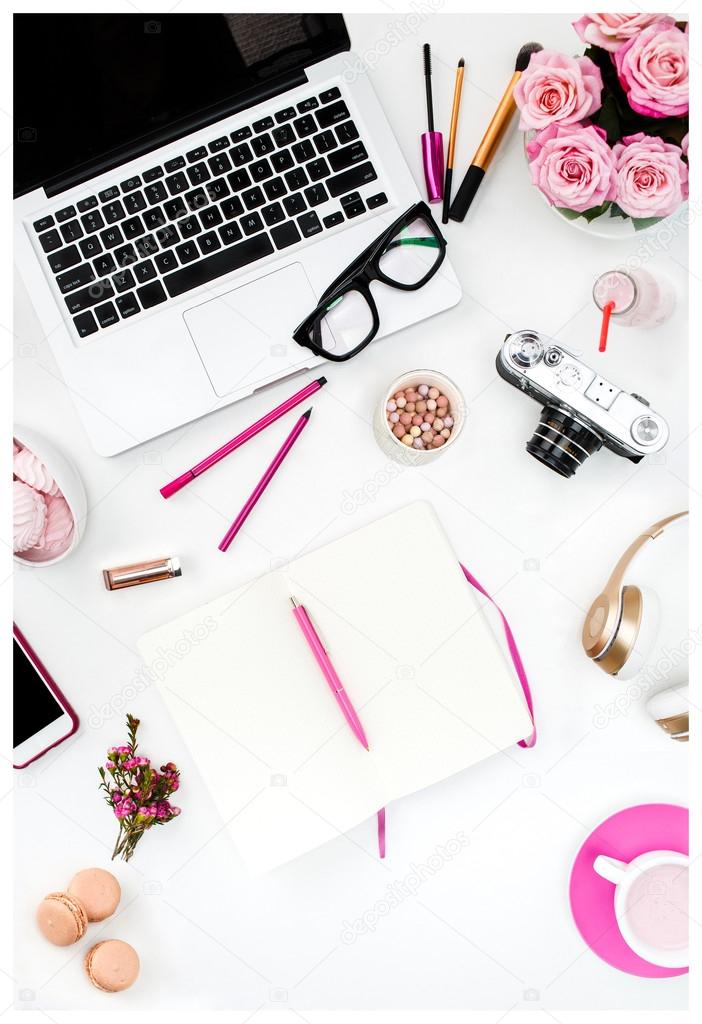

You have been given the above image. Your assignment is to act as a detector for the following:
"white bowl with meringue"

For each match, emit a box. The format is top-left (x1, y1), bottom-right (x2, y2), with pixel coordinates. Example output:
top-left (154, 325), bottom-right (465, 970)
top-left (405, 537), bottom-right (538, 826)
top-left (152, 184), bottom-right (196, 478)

top-left (13, 426), bottom-right (87, 566)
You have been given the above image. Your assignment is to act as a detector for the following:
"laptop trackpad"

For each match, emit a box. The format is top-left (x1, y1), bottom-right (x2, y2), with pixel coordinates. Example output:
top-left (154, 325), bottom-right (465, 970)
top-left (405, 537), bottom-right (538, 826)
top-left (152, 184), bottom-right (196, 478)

top-left (183, 263), bottom-right (318, 398)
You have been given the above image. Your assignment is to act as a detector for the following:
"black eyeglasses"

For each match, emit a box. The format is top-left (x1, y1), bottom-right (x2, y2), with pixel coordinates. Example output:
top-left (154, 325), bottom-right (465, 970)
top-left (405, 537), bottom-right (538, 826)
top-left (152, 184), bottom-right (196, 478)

top-left (292, 202), bottom-right (447, 362)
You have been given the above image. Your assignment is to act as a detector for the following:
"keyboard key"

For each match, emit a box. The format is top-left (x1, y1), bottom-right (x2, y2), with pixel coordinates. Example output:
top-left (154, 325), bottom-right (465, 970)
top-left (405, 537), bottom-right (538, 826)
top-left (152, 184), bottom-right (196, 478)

top-left (293, 115), bottom-right (316, 138)
top-left (112, 268), bottom-right (136, 293)
top-left (253, 116), bottom-right (274, 133)
top-left (292, 140), bottom-right (314, 163)
top-left (263, 177), bottom-right (287, 201)
top-left (275, 106), bottom-right (296, 123)
top-left (116, 293), bottom-right (140, 318)
top-left (208, 136), bottom-right (229, 153)
top-left (272, 125), bottom-right (295, 147)
top-left (297, 211), bottom-right (322, 238)
top-left (327, 161), bottom-right (377, 198)
top-left (94, 253), bottom-right (116, 275)
top-left (164, 198), bottom-right (187, 221)
top-left (143, 208), bottom-right (166, 231)
top-left (251, 134), bottom-right (274, 157)
top-left (178, 215), bottom-right (201, 237)
top-left (240, 212), bottom-right (264, 236)
top-left (198, 231), bottom-right (221, 255)
top-left (218, 222), bottom-right (242, 246)
top-left (137, 281), bottom-right (167, 309)
top-left (165, 156), bottom-right (186, 172)
top-left (143, 166), bottom-right (164, 182)
top-left (99, 186), bottom-right (120, 202)
top-left (39, 229), bottom-right (62, 253)
top-left (297, 97), bottom-right (319, 113)
top-left (283, 193), bottom-right (306, 217)
top-left (166, 171), bottom-right (189, 195)
top-left (320, 86), bottom-right (341, 104)
top-left (329, 141), bottom-right (368, 173)
top-left (242, 187), bottom-right (265, 210)
top-left (316, 100), bottom-right (350, 129)
top-left (103, 200), bottom-right (126, 224)
top-left (163, 234), bottom-right (274, 298)
top-left (342, 196), bottom-right (365, 218)
top-left (56, 263), bottom-right (95, 294)
top-left (220, 197), bottom-right (244, 220)
top-left (136, 234), bottom-right (159, 258)
top-left (77, 196), bottom-right (98, 213)
top-left (335, 120), bottom-right (359, 144)
top-left (124, 192), bottom-right (147, 214)
top-left (305, 184), bottom-right (328, 207)
top-left (185, 187), bottom-right (208, 212)
top-left (145, 182), bottom-right (168, 205)
top-left (134, 259), bottom-right (157, 283)
top-left (271, 151), bottom-right (294, 173)
top-left (271, 221), bottom-right (301, 250)
top-left (186, 146), bottom-right (208, 163)
top-left (47, 244), bottom-right (80, 274)
top-left (73, 310), bottom-right (98, 338)
top-left (60, 219), bottom-right (83, 243)
top-left (65, 278), bottom-right (114, 314)
top-left (156, 224), bottom-right (179, 248)
top-left (231, 142), bottom-right (253, 167)
top-left (81, 210), bottom-right (105, 233)
top-left (208, 152), bottom-right (231, 177)
top-left (155, 251), bottom-right (178, 274)
top-left (367, 192), bottom-right (388, 209)
top-left (314, 130), bottom-right (337, 154)
top-left (307, 158), bottom-right (330, 181)
top-left (33, 215), bottom-right (54, 232)
top-left (100, 226), bottom-right (124, 249)
top-left (285, 168), bottom-right (308, 191)
top-left (323, 211), bottom-right (344, 228)
top-left (230, 126), bottom-right (252, 143)
top-left (95, 301), bottom-right (119, 328)
top-left (227, 169), bottom-right (251, 192)
top-left (120, 176), bottom-right (141, 192)
top-left (80, 236), bottom-right (103, 259)
top-left (200, 207), bottom-right (223, 229)
top-left (209, 177), bottom-right (230, 201)
top-left (250, 159), bottom-right (272, 183)
top-left (122, 215), bottom-right (145, 239)
top-left (176, 240), bottom-right (199, 263)
top-left (114, 243), bottom-right (137, 267)
top-left (262, 202), bottom-right (285, 226)
top-left (187, 162), bottom-right (210, 186)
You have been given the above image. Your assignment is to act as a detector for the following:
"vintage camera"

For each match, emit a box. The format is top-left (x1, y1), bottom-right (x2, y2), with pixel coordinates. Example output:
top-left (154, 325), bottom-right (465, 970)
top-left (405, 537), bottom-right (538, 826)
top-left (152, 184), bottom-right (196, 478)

top-left (497, 331), bottom-right (669, 478)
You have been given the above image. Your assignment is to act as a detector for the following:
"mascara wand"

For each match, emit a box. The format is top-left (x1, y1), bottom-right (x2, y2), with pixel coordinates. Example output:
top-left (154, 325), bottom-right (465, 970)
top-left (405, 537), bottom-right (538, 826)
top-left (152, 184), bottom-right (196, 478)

top-left (421, 43), bottom-right (444, 204)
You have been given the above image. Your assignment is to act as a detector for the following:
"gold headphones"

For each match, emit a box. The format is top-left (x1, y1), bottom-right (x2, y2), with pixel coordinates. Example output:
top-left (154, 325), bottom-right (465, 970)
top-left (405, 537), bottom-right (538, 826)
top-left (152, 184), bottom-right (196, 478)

top-left (582, 511), bottom-right (688, 677)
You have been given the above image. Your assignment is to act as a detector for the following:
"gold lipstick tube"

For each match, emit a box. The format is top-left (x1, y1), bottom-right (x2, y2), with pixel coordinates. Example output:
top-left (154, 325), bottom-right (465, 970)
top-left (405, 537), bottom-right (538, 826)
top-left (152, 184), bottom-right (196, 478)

top-left (103, 556), bottom-right (182, 591)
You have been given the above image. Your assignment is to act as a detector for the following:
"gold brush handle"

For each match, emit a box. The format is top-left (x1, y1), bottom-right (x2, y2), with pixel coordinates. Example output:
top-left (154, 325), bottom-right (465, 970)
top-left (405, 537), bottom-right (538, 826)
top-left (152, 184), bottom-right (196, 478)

top-left (472, 71), bottom-right (520, 171)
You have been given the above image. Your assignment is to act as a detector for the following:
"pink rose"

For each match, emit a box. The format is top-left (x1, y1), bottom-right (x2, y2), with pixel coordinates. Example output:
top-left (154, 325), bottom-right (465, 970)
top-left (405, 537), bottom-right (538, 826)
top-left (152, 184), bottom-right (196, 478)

top-left (615, 21), bottom-right (688, 118)
top-left (573, 13), bottom-right (675, 52)
top-left (681, 133), bottom-right (688, 159)
top-left (527, 123), bottom-right (617, 213)
top-left (613, 132), bottom-right (688, 218)
top-left (514, 50), bottom-right (603, 130)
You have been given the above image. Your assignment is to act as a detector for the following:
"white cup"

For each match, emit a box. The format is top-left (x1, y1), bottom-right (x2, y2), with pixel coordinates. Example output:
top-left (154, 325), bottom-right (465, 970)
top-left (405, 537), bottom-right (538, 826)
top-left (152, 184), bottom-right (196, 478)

top-left (373, 369), bottom-right (466, 466)
top-left (593, 850), bottom-right (688, 968)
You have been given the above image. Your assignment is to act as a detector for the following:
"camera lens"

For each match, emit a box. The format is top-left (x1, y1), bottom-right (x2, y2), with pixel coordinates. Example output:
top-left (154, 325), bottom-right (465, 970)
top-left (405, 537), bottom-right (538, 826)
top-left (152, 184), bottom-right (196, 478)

top-left (526, 405), bottom-right (603, 478)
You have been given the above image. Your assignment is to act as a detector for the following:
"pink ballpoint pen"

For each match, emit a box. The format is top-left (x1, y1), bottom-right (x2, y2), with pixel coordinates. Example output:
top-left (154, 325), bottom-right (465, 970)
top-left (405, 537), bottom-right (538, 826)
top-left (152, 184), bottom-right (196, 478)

top-left (161, 376), bottom-right (326, 499)
top-left (290, 596), bottom-right (370, 751)
top-left (218, 409), bottom-right (312, 552)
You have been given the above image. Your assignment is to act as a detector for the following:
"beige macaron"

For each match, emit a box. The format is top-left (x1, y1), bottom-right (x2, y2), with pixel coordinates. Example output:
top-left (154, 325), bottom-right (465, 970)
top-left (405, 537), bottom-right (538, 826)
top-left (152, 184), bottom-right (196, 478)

top-left (36, 892), bottom-right (88, 946)
top-left (84, 939), bottom-right (140, 992)
top-left (68, 868), bottom-right (121, 922)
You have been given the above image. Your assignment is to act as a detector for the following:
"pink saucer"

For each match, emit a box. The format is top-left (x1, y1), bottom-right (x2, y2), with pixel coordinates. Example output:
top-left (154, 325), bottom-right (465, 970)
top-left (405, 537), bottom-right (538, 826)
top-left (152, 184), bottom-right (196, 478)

top-left (569, 803), bottom-right (688, 978)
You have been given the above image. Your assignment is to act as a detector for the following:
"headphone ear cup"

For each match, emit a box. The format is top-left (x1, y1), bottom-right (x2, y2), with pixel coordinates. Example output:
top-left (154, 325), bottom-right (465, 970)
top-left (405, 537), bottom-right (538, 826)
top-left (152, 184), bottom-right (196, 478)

top-left (617, 586), bottom-right (661, 680)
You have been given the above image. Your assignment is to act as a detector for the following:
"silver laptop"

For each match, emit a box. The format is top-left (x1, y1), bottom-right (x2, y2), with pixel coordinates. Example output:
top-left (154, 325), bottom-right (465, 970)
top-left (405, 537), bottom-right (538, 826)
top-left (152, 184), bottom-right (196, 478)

top-left (14, 13), bottom-right (461, 455)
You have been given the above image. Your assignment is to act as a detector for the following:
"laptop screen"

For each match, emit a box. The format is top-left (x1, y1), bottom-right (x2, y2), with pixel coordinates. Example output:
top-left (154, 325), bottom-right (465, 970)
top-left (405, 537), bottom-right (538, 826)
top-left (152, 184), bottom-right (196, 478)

top-left (14, 13), bottom-right (349, 197)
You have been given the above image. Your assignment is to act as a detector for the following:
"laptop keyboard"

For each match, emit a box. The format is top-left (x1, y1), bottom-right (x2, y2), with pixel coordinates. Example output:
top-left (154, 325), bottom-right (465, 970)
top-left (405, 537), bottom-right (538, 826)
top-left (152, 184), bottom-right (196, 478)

top-left (31, 87), bottom-right (389, 341)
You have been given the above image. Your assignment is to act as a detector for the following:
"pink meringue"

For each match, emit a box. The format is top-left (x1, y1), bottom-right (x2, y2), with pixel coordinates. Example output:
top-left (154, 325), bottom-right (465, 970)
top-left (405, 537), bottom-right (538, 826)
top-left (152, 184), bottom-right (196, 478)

top-left (13, 447), bottom-right (60, 496)
top-left (35, 494), bottom-right (75, 556)
top-left (13, 481), bottom-right (47, 553)
top-left (13, 440), bottom-right (21, 456)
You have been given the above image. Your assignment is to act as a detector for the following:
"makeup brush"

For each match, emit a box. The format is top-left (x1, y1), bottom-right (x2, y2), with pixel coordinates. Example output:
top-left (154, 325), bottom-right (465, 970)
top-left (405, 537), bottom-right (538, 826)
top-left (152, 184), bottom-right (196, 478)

top-left (420, 43), bottom-right (444, 204)
top-left (442, 57), bottom-right (465, 224)
top-left (449, 42), bottom-right (542, 222)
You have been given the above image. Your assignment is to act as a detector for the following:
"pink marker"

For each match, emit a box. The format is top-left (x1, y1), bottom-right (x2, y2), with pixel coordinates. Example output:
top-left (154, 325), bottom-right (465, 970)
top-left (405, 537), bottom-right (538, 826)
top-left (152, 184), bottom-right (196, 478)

top-left (290, 595), bottom-right (369, 751)
top-left (218, 409), bottom-right (311, 553)
top-left (161, 376), bottom-right (326, 499)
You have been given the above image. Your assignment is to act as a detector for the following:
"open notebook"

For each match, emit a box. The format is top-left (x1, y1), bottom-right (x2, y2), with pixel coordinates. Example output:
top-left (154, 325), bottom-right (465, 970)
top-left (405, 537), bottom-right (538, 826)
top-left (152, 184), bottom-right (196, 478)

top-left (138, 502), bottom-right (533, 873)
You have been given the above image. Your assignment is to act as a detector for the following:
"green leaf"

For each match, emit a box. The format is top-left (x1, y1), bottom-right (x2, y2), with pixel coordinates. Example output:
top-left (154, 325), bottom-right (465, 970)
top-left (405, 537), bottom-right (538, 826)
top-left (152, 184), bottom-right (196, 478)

top-left (581, 201), bottom-right (612, 223)
top-left (595, 94), bottom-right (622, 145)
top-left (555, 206), bottom-right (582, 221)
top-left (609, 203), bottom-right (628, 219)
top-left (632, 216), bottom-right (663, 231)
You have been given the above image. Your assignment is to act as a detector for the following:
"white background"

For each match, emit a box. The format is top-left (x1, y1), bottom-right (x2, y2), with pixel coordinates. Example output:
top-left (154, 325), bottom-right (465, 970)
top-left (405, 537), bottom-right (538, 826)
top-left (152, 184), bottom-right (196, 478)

top-left (10, 9), bottom-right (692, 1016)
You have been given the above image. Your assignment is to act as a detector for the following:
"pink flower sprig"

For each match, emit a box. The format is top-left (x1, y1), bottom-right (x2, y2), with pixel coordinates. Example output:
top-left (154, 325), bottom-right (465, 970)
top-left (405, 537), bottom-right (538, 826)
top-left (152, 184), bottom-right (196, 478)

top-left (98, 714), bottom-right (181, 863)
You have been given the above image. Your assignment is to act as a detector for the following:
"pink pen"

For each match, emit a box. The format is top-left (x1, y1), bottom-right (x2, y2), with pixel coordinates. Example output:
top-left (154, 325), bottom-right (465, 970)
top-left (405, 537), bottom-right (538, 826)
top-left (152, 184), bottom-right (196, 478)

top-left (290, 596), bottom-right (369, 751)
top-left (161, 376), bottom-right (326, 499)
top-left (218, 409), bottom-right (311, 552)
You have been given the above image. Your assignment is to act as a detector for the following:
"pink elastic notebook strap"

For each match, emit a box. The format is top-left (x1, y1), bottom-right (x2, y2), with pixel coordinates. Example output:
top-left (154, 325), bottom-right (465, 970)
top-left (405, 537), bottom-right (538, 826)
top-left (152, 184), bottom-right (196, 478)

top-left (376, 562), bottom-right (537, 856)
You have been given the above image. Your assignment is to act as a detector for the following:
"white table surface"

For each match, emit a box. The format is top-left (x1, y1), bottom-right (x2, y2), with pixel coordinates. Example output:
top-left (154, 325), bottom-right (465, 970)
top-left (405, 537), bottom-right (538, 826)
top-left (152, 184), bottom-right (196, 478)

top-left (13, 12), bottom-right (690, 1013)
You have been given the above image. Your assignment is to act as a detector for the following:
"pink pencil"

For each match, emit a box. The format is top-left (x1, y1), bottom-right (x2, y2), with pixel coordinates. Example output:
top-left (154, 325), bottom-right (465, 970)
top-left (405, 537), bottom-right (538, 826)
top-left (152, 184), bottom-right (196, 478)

top-left (218, 409), bottom-right (312, 552)
top-left (161, 376), bottom-right (326, 499)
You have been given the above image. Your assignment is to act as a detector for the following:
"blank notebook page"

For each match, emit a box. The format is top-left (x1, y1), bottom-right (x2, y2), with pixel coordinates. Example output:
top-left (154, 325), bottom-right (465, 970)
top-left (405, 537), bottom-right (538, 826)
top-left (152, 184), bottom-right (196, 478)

top-left (138, 501), bottom-right (533, 873)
